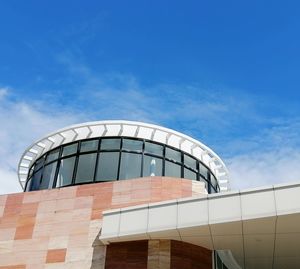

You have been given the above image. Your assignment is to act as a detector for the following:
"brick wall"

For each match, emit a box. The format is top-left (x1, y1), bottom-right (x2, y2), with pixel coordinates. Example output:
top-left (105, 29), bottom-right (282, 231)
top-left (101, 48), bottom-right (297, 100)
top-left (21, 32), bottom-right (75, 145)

top-left (105, 240), bottom-right (212, 269)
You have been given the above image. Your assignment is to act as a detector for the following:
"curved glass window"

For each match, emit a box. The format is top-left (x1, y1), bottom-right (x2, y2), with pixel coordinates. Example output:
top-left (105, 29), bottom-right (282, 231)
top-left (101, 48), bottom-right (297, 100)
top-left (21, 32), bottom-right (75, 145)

top-left (100, 138), bottom-right (120, 150)
top-left (75, 153), bottom-right (97, 183)
top-left (30, 169), bottom-right (42, 191)
top-left (40, 161), bottom-right (57, 189)
top-left (56, 157), bottom-right (75, 187)
top-left (200, 163), bottom-right (209, 180)
top-left (184, 168), bottom-right (197, 181)
top-left (143, 156), bottom-right (162, 177)
top-left (96, 152), bottom-right (119, 181)
top-left (119, 152), bottom-right (142, 180)
top-left (165, 160), bottom-right (181, 178)
top-left (45, 149), bottom-right (59, 164)
top-left (80, 139), bottom-right (98, 152)
top-left (26, 137), bottom-right (219, 193)
top-left (184, 154), bottom-right (197, 170)
top-left (144, 142), bottom-right (163, 156)
top-left (34, 156), bottom-right (45, 172)
top-left (122, 139), bottom-right (143, 152)
top-left (165, 147), bottom-right (181, 163)
top-left (62, 143), bottom-right (78, 157)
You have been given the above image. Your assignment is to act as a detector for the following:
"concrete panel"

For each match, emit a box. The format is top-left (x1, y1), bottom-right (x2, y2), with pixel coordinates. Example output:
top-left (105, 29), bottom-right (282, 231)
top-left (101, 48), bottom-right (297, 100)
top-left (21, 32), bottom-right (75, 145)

top-left (209, 193), bottom-right (241, 224)
top-left (148, 202), bottom-right (177, 232)
top-left (119, 208), bottom-right (148, 236)
top-left (177, 199), bottom-right (208, 228)
top-left (275, 186), bottom-right (300, 215)
top-left (241, 189), bottom-right (276, 220)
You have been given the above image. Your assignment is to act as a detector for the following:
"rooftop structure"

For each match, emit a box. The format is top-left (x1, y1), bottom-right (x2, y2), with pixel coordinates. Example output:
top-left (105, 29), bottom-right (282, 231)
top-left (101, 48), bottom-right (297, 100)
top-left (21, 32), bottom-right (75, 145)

top-left (18, 120), bottom-right (229, 193)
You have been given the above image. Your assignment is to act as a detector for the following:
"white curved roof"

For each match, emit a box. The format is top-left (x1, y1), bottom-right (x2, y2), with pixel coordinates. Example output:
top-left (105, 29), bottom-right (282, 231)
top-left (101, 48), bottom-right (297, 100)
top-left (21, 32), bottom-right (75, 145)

top-left (18, 120), bottom-right (229, 191)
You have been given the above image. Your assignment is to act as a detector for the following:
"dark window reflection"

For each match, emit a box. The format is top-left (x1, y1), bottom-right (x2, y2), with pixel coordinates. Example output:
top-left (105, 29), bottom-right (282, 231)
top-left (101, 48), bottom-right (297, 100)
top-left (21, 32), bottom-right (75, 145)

top-left (119, 152), bottom-right (141, 180)
top-left (184, 154), bottom-right (197, 170)
top-left (40, 161), bottom-right (57, 189)
top-left (122, 139), bottom-right (143, 152)
top-left (30, 169), bottom-right (42, 191)
top-left (34, 156), bottom-right (45, 172)
top-left (144, 142), bottom-right (163, 156)
top-left (184, 168), bottom-right (197, 180)
top-left (56, 157), bottom-right (75, 187)
top-left (80, 140), bottom-right (98, 152)
top-left (62, 143), bottom-right (78, 157)
top-left (165, 148), bottom-right (181, 163)
top-left (198, 177), bottom-right (208, 190)
top-left (45, 149), bottom-right (59, 164)
top-left (100, 138), bottom-right (121, 150)
top-left (96, 152), bottom-right (119, 181)
top-left (211, 174), bottom-right (218, 188)
top-left (216, 253), bottom-right (223, 269)
top-left (29, 166), bottom-right (34, 177)
top-left (210, 185), bottom-right (217, 193)
top-left (200, 163), bottom-right (208, 180)
top-left (143, 156), bottom-right (162, 177)
top-left (165, 160), bottom-right (181, 178)
top-left (75, 153), bottom-right (97, 183)
top-left (25, 178), bottom-right (32, 191)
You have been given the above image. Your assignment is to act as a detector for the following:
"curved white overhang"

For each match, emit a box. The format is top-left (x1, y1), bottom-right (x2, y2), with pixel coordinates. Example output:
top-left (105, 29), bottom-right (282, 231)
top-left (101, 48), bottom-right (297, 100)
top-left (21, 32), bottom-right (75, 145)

top-left (99, 182), bottom-right (300, 269)
top-left (18, 120), bottom-right (229, 190)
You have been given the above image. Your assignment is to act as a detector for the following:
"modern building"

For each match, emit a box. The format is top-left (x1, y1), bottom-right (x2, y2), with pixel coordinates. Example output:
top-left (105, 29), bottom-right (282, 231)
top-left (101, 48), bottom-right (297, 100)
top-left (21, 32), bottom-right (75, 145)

top-left (0, 120), bottom-right (299, 269)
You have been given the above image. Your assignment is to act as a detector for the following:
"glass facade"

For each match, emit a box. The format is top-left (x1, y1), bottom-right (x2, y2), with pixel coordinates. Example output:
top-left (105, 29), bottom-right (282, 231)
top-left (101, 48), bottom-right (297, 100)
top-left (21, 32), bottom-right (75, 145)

top-left (25, 137), bottom-right (220, 193)
top-left (214, 251), bottom-right (229, 269)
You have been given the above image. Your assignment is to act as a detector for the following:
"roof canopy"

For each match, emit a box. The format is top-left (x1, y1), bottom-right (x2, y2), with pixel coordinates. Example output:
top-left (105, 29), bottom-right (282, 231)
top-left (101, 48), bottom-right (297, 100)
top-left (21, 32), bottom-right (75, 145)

top-left (18, 120), bottom-right (229, 190)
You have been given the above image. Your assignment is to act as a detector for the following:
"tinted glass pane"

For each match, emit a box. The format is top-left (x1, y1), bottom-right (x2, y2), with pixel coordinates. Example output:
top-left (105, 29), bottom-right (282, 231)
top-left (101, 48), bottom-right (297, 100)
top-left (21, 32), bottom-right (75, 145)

top-left (62, 143), bottom-right (78, 157)
top-left (184, 155), bottom-right (197, 170)
top-left (199, 177), bottom-right (209, 191)
top-left (200, 163), bottom-right (209, 179)
top-left (119, 153), bottom-right (142, 180)
top-left (80, 139), bottom-right (98, 152)
top-left (216, 254), bottom-right (223, 269)
top-left (40, 162), bottom-right (57, 189)
top-left (30, 169), bottom-right (42, 191)
top-left (165, 161), bottom-right (181, 178)
top-left (143, 156), bottom-right (162, 177)
top-left (211, 173), bottom-right (218, 188)
top-left (100, 138), bottom-right (121, 150)
top-left (45, 149), bottom-right (59, 164)
top-left (165, 147), bottom-right (181, 163)
top-left (210, 185), bottom-right (217, 193)
top-left (34, 156), bottom-right (45, 171)
top-left (56, 157), bottom-right (75, 187)
top-left (122, 139), bottom-right (143, 151)
top-left (144, 142), bottom-right (163, 156)
top-left (29, 166), bottom-right (34, 177)
top-left (96, 152), bottom-right (119, 181)
top-left (25, 178), bottom-right (32, 191)
top-left (75, 153), bottom-right (97, 183)
top-left (184, 168), bottom-right (197, 180)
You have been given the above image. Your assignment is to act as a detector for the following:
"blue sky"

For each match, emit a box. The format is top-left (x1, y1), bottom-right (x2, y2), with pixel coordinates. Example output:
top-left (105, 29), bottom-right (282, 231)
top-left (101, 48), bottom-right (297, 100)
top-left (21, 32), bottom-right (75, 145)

top-left (1, 1), bottom-right (300, 193)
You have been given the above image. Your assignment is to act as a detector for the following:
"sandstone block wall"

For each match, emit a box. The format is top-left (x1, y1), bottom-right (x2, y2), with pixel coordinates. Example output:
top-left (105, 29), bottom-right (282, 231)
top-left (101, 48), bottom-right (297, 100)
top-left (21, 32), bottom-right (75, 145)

top-left (0, 177), bottom-right (205, 269)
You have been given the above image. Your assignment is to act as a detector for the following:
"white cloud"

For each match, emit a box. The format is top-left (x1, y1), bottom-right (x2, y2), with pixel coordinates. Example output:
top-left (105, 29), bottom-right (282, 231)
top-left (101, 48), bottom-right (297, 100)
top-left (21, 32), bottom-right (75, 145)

top-left (0, 87), bottom-right (9, 100)
top-left (225, 118), bottom-right (300, 189)
top-left (227, 148), bottom-right (300, 190)
top-left (0, 90), bottom-right (86, 194)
